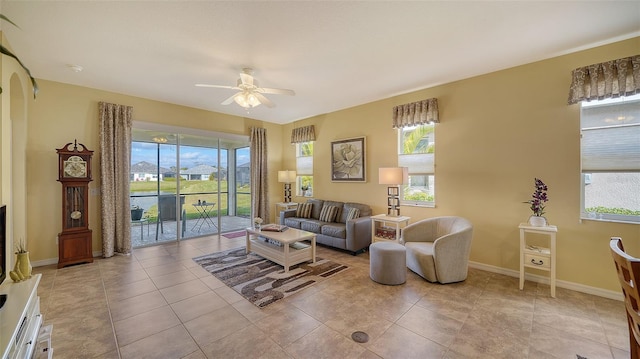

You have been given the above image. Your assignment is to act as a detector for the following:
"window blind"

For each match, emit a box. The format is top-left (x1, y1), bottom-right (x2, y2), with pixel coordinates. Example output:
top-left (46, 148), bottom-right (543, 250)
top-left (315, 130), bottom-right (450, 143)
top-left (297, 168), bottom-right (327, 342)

top-left (581, 96), bottom-right (640, 172)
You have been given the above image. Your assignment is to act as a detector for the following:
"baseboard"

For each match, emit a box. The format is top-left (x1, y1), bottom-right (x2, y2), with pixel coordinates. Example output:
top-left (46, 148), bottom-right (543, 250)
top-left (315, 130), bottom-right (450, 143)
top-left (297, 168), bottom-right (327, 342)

top-left (31, 250), bottom-right (103, 268)
top-left (468, 261), bottom-right (623, 301)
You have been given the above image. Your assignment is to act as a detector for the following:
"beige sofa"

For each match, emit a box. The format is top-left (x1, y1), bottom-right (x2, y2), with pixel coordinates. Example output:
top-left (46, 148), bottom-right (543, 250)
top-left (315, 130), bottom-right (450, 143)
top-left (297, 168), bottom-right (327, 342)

top-left (279, 199), bottom-right (372, 255)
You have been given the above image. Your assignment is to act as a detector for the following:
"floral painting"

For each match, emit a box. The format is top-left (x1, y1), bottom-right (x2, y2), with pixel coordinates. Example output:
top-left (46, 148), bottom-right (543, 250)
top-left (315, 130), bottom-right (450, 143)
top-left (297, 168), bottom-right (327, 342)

top-left (331, 137), bottom-right (366, 182)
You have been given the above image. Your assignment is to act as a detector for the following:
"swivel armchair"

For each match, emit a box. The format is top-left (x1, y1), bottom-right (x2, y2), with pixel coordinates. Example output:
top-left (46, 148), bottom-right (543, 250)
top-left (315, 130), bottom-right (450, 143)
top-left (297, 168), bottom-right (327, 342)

top-left (402, 216), bottom-right (473, 284)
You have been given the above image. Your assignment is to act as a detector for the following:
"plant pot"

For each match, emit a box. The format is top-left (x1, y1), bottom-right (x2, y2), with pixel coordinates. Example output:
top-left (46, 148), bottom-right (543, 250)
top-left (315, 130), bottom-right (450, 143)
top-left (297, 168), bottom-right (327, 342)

top-left (528, 215), bottom-right (547, 227)
top-left (131, 208), bottom-right (144, 221)
top-left (16, 252), bottom-right (32, 279)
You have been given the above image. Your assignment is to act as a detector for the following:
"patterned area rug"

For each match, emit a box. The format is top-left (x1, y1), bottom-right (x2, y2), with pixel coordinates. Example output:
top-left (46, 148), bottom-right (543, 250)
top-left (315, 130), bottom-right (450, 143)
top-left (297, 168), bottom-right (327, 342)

top-left (193, 247), bottom-right (349, 308)
top-left (222, 230), bottom-right (246, 239)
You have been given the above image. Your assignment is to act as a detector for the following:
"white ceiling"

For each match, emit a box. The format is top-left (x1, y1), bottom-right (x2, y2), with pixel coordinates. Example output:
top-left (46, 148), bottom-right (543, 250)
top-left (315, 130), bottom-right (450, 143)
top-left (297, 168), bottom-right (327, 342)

top-left (1, 1), bottom-right (638, 124)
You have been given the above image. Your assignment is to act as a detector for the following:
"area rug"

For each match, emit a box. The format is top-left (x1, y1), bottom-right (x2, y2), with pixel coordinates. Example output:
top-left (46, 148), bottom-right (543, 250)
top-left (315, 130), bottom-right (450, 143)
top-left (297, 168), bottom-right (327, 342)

top-left (222, 230), bottom-right (246, 239)
top-left (193, 247), bottom-right (349, 308)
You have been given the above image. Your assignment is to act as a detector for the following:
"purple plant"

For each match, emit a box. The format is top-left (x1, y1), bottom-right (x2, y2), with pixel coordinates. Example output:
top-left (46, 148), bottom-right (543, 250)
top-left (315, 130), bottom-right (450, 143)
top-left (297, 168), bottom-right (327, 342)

top-left (525, 178), bottom-right (548, 216)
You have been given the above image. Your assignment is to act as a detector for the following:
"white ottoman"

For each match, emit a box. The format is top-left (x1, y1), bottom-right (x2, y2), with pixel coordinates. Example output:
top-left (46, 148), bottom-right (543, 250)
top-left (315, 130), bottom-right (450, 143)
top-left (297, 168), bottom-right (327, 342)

top-left (370, 241), bottom-right (407, 285)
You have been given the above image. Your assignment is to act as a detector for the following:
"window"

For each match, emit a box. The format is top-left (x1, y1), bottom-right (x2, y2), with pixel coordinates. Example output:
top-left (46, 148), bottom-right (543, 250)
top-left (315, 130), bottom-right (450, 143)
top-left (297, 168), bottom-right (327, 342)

top-left (296, 141), bottom-right (313, 197)
top-left (398, 124), bottom-right (435, 206)
top-left (580, 93), bottom-right (640, 223)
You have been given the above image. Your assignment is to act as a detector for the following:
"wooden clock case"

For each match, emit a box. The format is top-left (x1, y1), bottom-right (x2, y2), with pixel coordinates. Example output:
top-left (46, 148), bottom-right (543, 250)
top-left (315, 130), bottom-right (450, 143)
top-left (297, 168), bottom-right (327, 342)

top-left (56, 141), bottom-right (94, 268)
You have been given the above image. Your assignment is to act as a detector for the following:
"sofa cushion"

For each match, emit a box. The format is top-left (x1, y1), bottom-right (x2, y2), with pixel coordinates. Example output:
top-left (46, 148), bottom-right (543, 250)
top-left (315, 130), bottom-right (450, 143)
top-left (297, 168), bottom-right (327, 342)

top-left (296, 202), bottom-right (313, 218)
top-left (301, 219), bottom-right (324, 234)
top-left (308, 199), bottom-right (325, 219)
top-left (319, 205), bottom-right (340, 222)
top-left (321, 223), bottom-right (346, 239)
top-left (323, 201), bottom-right (344, 221)
top-left (345, 207), bottom-right (360, 221)
top-left (339, 203), bottom-right (371, 223)
top-left (283, 217), bottom-right (305, 229)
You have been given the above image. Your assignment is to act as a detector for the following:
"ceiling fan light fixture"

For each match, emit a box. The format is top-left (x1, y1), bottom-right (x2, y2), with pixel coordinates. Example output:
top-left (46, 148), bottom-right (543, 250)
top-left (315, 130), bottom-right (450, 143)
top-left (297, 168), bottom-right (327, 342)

top-left (247, 93), bottom-right (261, 107)
top-left (234, 92), bottom-right (261, 108)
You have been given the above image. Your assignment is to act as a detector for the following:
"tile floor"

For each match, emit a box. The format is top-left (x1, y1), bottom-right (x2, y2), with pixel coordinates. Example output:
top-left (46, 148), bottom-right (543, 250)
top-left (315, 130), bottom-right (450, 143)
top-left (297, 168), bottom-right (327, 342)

top-left (34, 235), bottom-right (629, 359)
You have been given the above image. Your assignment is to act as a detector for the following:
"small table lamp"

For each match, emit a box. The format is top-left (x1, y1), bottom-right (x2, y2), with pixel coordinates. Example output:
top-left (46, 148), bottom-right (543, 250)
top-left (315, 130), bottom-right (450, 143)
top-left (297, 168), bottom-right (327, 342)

top-left (378, 167), bottom-right (408, 216)
top-left (278, 170), bottom-right (297, 203)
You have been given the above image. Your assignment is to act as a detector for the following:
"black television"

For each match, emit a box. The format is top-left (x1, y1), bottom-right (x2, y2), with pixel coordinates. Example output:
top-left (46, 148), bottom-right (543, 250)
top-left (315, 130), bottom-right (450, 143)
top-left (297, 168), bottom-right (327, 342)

top-left (0, 204), bottom-right (6, 286)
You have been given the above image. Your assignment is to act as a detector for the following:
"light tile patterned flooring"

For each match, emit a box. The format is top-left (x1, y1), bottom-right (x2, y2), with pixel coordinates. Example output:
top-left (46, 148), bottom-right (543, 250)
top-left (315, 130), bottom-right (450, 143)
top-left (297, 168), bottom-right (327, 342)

top-left (34, 235), bottom-right (629, 358)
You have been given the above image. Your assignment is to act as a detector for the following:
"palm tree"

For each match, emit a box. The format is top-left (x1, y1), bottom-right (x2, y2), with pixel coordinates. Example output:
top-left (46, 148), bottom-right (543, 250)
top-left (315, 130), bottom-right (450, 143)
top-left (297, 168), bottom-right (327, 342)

top-left (402, 125), bottom-right (434, 154)
top-left (0, 15), bottom-right (38, 98)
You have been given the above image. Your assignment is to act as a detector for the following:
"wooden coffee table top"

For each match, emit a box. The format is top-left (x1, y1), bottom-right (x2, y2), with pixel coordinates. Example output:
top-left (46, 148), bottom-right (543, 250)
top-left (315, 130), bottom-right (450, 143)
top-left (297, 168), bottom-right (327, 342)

top-left (246, 226), bottom-right (316, 244)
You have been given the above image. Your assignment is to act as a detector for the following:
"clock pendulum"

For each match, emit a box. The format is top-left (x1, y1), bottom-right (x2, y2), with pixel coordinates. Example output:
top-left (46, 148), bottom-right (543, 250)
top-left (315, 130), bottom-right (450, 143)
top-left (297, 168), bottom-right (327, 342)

top-left (70, 188), bottom-right (82, 220)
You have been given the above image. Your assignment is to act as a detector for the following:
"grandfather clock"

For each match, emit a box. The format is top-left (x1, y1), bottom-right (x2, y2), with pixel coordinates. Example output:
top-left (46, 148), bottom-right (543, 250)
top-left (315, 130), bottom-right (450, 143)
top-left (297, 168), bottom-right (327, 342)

top-left (57, 140), bottom-right (94, 268)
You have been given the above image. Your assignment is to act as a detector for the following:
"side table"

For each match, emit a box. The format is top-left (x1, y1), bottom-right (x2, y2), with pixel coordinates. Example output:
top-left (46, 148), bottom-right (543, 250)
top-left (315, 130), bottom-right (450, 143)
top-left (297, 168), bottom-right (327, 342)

top-left (275, 202), bottom-right (298, 224)
top-left (371, 214), bottom-right (410, 243)
top-left (519, 223), bottom-right (557, 297)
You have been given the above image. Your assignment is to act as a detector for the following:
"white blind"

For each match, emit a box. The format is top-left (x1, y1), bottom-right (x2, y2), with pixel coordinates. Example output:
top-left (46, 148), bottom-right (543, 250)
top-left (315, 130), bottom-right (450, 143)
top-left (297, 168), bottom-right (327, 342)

top-left (581, 95), bottom-right (640, 172)
top-left (582, 125), bottom-right (640, 172)
top-left (398, 153), bottom-right (434, 174)
top-left (296, 156), bottom-right (313, 175)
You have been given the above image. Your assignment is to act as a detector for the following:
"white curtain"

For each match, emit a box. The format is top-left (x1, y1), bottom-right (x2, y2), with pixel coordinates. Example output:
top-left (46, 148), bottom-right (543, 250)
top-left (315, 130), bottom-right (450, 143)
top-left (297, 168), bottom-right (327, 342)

top-left (250, 127), bottom-right (269, 222)
top-left (99, 102), bottom-right (133, 257)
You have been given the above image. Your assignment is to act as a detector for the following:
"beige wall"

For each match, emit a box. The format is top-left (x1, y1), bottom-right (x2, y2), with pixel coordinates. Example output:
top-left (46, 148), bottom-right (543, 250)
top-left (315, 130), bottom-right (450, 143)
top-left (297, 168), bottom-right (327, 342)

top-left (22, 81), bottom-right (284, 263)
top-left (1, 35), bottom-right (637, 294)
top-left (283, 37), bottom-right (639, 293)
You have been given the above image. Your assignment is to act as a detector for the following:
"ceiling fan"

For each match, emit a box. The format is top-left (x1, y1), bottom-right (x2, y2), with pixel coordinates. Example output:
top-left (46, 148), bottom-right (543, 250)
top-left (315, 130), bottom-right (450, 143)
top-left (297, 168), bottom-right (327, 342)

top-left (196, 68), bottom-right (295, 109)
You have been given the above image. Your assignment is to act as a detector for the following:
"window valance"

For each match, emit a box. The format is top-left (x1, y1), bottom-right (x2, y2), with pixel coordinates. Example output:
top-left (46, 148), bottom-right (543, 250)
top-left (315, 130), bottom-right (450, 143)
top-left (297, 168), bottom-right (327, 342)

top-left (392, 98), bottom-right (439, 128)
top-left (567, 55), bottom-right (640, 104)
top-left (291, 125), bottom-right (316, 144)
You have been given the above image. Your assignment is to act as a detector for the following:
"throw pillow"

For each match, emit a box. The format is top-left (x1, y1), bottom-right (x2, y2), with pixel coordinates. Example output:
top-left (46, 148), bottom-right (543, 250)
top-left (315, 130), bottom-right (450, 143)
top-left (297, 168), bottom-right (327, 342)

top-left (346, 207), bottom-right (360, 221)
top-left (319, 205), bottom-right (339, 222)
top-left (296, 202), bottom-right (313, 218)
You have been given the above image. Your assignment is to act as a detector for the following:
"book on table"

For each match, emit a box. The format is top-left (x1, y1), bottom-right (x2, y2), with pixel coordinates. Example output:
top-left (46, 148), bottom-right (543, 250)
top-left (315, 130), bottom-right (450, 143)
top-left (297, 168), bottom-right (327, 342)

top-left (261, 224), bottom-right (289, 232)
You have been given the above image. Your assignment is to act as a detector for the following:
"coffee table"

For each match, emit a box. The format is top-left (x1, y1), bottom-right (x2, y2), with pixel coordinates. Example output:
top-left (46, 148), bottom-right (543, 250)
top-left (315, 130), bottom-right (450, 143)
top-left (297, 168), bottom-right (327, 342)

top-left (245, 226), bottom-right (316, 272)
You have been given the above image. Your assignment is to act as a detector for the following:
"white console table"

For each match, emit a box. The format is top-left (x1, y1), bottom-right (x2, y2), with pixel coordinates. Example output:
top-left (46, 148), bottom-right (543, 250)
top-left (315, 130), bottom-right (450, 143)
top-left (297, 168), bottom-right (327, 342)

top-left (519, 223), bottom-right (557, 298)
top-left (0, 274), bottom-right (42, 359)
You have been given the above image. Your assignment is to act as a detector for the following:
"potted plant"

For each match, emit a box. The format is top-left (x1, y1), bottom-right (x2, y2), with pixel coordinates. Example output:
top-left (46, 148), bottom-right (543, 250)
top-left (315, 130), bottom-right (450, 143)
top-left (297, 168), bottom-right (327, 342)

top-left (9, 238), bottom-right (31, 281)
top-left (131, 205), bottom-right (144, 221)
top-left (524, 178), bottom-right (549, 226)
top-left (301, 184), bottom-right (309, 197)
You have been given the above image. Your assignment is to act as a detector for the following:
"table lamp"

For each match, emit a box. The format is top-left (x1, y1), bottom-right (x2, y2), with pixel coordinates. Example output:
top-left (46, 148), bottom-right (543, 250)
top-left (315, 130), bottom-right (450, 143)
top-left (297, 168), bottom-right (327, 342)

top-left (278, 170), bottom-right (297, 203)
top-left (378, 167), bottom-right (408, 216)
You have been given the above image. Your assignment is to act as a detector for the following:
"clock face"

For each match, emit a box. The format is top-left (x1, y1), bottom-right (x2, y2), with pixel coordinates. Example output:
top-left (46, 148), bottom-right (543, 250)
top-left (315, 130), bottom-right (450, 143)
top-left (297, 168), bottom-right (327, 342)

top-left (64, 156), bottom-right (87, 178)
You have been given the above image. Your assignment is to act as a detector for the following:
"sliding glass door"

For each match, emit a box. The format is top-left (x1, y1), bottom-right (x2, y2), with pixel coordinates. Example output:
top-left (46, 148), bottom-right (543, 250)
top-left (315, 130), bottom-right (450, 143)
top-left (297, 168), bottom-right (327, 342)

top-left (130, 126), bottom-right (251, 247)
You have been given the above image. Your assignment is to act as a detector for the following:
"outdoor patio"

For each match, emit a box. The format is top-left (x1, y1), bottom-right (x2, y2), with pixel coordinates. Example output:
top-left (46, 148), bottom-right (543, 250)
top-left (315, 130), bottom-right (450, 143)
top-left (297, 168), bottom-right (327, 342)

top-left (131, 215), bottom-right (251, 247)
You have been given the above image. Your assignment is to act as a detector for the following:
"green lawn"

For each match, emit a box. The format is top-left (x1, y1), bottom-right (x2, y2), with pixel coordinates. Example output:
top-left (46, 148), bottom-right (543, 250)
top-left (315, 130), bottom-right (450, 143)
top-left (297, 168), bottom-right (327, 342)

top-left (130, 180), bottom-right (251, 221)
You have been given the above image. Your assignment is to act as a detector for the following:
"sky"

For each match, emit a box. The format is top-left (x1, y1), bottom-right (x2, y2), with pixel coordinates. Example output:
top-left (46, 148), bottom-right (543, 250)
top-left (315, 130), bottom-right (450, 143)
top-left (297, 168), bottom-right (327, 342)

top-left (131, 142), bottom-right (250, 170)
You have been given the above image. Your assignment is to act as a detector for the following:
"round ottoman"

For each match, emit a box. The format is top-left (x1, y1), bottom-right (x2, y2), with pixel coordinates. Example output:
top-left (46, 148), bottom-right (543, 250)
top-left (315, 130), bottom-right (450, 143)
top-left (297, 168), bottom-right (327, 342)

top-left (369, 241), bottom-right (407, 285)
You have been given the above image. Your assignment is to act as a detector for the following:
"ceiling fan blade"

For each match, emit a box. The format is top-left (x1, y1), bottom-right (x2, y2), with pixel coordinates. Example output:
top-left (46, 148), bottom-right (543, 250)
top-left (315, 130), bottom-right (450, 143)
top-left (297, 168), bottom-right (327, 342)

top-left (221, 93), bottom-right (239, 105)
top-left (254, 93), bottom-right (275, 108)
top-left (239, 72), bottom-right (254, 86)
top-left (195, 84), bottom-right (240, 90)
top-left (258, 87), bottom-right (295, 96)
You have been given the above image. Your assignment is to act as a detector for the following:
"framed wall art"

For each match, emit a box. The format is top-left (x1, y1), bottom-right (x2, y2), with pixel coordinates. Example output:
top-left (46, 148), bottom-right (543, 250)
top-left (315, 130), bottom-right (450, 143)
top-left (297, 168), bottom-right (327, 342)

top-left (331, 137), bottom-right (366, 182)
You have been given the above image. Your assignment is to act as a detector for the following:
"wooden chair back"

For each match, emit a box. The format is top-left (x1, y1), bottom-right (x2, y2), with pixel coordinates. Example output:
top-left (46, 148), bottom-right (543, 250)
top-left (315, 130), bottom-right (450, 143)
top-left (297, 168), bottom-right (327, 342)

top-left (610, 237), bottom-right (640, 358)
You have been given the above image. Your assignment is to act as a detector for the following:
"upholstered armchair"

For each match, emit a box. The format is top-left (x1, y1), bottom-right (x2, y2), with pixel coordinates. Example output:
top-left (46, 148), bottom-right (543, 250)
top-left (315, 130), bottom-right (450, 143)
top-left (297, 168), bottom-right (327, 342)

top-left (402, 216), bottom-right (473, 284)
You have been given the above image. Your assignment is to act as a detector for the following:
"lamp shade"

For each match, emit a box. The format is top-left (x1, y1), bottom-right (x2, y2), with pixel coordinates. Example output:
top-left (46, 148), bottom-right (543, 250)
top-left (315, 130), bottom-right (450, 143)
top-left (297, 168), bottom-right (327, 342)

top-left (378, 167), bottom-right (408, 185)
top-left (278, 170), bottom-right (297, 183)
